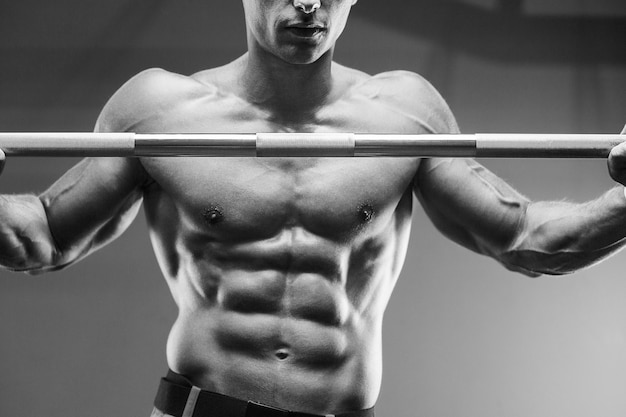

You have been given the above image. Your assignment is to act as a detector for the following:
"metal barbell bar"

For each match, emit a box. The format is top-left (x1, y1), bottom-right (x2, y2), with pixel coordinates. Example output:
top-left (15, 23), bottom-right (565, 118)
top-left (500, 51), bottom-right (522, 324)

top-left (0, 132), bottom-right (623, 158)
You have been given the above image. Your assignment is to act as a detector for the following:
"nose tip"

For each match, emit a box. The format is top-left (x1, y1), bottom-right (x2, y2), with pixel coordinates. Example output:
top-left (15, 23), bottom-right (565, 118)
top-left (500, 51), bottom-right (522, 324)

top-left (293, 0), bottom-right (321, 14)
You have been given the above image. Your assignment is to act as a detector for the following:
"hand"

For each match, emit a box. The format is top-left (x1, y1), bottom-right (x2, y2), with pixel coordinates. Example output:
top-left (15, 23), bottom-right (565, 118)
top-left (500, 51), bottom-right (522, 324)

top-left (607, 124), bottom-right (626, 186)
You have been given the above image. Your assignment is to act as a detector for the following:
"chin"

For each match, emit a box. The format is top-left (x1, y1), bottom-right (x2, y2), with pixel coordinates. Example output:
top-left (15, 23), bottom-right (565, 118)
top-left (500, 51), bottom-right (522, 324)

top-left (288, 56), bottom-right (323, 65)
top-left (279, 48), bottom-right (327, 65)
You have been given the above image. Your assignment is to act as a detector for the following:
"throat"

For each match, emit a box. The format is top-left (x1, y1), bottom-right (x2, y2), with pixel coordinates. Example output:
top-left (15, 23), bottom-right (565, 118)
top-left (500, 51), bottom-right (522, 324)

top-left (239, 52), bottom-right (336, 115)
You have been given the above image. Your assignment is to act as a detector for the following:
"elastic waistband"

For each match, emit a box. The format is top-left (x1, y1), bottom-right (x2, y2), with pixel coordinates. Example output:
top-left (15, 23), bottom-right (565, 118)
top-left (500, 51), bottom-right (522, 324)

top-left (154, 370), bottom-right (375, 417)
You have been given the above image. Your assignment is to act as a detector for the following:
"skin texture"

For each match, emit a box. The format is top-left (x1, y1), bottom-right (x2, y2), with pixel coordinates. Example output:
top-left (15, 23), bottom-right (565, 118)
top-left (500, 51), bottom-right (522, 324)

top-left (1, 1), bottom-right (626, 415)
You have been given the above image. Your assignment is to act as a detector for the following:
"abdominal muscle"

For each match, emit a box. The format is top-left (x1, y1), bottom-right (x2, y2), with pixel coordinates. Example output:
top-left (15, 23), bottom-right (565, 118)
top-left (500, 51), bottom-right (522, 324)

top-left (162, 246), bottom-right (388, 414)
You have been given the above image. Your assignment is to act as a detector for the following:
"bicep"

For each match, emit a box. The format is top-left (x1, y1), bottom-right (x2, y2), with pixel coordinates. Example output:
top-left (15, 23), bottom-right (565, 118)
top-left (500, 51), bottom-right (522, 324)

top-left (414, 158), bottom-right (529, 258)
top-left (42, 69), bottom-right (162, 262)
top-left (39, 156), bottom-right (148, 264)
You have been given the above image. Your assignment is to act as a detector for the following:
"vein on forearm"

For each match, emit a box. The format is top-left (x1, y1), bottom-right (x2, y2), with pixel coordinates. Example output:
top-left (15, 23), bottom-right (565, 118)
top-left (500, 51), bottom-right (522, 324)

top-left (502, 187), bottom-right (626, 275)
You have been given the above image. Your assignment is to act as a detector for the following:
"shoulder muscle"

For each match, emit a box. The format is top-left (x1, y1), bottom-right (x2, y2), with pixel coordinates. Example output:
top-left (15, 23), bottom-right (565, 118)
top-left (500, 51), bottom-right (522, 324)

top-left (95, 68), bottom-right (207, 133)
top-left (367, 70), bottom-right (459, 134)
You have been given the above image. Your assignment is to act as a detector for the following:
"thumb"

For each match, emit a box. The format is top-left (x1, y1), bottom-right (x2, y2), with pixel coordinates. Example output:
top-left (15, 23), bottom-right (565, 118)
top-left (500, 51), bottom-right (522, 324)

top-left (608, 130), bottom-right (626, 184)
top-left (0, 149), bottom-right (5, 176)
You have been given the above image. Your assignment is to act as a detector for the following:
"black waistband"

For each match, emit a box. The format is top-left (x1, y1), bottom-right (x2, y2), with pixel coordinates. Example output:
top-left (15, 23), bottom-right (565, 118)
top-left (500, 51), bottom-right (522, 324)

top-left (154, 370), bottom-right (375, 417)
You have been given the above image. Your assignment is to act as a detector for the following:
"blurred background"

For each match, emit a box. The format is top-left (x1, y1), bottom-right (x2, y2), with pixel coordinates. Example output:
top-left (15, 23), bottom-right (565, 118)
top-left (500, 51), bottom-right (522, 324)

top-left (1, 0), bottom-right (625, 416)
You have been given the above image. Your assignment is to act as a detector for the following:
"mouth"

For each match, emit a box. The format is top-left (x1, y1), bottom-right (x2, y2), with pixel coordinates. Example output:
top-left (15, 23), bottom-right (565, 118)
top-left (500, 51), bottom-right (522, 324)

top-left (284, 25), bottom-right (326, 38)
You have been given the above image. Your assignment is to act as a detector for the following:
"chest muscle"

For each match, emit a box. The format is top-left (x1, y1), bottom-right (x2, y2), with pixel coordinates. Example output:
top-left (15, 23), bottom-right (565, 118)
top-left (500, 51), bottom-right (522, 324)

top-left (142, 156), bottom-right (416, 242)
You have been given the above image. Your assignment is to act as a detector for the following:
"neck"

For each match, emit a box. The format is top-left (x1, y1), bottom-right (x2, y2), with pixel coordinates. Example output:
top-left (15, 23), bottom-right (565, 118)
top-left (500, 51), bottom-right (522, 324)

top-left (239, 42), bottom-right (335, 121)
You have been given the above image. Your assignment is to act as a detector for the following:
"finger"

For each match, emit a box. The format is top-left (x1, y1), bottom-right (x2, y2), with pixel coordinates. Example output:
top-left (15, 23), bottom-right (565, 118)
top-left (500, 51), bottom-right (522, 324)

top-left (0, 149), bottom-right (5, 176)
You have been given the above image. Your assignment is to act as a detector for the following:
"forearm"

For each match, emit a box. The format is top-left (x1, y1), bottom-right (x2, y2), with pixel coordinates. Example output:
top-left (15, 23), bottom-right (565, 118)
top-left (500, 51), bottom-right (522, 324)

top-left (0, 156), bottom-right (147, 275)
top-left (501, 186), bottom-right (626, 275)
top-left (0, 194), bottom-right (63, 273)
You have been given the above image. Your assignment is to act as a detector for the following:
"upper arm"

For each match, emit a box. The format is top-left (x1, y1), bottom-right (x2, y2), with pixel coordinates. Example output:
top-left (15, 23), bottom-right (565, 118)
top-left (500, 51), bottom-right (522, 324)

top-left (400, 73), bottom-right (530, 270)
top-left (414, 159), bottom-right (529, 264)
top-left (34, 70), bottom-right (170, 269)
top-left (39, 157), bottom-right (148, 269)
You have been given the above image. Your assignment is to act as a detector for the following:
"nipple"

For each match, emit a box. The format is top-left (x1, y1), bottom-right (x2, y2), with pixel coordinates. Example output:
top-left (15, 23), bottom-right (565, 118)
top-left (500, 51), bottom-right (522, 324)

top-left (203, 205), bottom-right (224, 225)
top-left (358, 203), bottom-right (374, 223)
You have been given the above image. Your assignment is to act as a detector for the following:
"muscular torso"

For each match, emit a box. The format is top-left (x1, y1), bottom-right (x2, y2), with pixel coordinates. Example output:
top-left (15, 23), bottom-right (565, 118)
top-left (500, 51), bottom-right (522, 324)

top-left (119, 62), bottom-right (444, 414)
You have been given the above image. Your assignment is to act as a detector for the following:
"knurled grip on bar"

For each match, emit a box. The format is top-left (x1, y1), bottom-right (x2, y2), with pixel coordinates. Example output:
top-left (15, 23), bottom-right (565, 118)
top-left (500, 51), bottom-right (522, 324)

top-left (134, 134), bottom-right (256, 156)
top-left (354, 134), bottom-right (476, 157)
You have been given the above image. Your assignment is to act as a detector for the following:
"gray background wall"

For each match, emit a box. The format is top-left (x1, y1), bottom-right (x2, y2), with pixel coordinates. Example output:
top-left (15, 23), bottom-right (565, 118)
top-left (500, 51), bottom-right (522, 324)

top-left (1, 1), bottom-right (625, 416)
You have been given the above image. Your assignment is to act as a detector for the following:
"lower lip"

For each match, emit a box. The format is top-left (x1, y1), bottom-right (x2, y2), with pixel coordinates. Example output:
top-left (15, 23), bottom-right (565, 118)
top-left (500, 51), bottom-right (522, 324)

top-left (285, 27), bottom-right (326, 40)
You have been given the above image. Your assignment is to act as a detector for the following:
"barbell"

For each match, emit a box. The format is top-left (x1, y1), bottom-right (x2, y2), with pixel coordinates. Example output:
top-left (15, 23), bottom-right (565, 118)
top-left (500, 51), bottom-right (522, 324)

top-left (0, 132), bottom-right (623, 158)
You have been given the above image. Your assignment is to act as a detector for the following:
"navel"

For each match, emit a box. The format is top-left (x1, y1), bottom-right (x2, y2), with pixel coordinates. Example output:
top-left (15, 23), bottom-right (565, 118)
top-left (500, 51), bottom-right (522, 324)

top-left (203, 205), bottom-right (224, 225)
top-left (275, 350), bottom-right (289, 360)
top-left (275, 344), bottom-right (291, 361)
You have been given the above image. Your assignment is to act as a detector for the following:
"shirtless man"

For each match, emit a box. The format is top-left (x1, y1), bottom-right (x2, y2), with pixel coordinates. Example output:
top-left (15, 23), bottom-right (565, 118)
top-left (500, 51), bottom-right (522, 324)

top-left (2, 0), bottom-right (626, 416)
